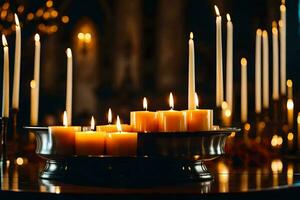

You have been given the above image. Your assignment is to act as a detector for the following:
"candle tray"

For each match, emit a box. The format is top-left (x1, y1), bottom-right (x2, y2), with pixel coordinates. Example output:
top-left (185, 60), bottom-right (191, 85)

top-left (25, 127), bottom-right (240, 186)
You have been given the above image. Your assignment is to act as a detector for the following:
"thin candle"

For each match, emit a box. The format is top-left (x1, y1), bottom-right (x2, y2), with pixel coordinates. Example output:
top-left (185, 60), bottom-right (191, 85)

top-left (241, 58), bottom-right (247, 123)
top-left (287, 99), bottom-right (294, 129)
top-left (2, 35), bottom-right (9, 118)
top-left (215, 5), bottom-right (224, 107)
top-left (226, 14), bottom-right (233, 111)
top-left (280, 2), bottom-right (286, 96)
top-left (30, 80), bottom-right (37, 125)
top-left (188, 32), bottom-right (196, 110)
top-left (262, 30), bottom-right (269, 109)
top-left (12, 14), bottom-right (21, 110)
top-left (272, 22), bottom-right (279, 100)
top-left (66, 48), bottom-right (73, 126)
top-left (33, 33), bottom-right (40, 125)
top-left (255, 29), bottom-right (262, 113)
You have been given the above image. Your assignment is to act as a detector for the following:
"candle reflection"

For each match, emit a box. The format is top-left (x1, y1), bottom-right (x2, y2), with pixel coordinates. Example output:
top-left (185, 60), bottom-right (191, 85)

top-left (271, 159), bottom-right (283, 187)
top-left (217, 161), bottom-right (229, 192)
top-left (256, 169), bottom-right (262, 190)
top-left (1, 163), bottom-right (9, 190)
top-left (287, 163), bottom-right (293, 186)
top-left (241, 170), bottom-right (248, 192)
top-left (12, 166), bottom-right (19, 191)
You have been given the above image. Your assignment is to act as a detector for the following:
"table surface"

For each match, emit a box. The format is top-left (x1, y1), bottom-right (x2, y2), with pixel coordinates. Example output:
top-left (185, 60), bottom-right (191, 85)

top-left (1, 155), bottom-right (300, 199)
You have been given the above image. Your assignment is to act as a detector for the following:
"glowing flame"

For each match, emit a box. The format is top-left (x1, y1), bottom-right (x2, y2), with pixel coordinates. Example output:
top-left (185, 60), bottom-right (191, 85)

top-left (2, 34), bottom-right (7, 46)
top-left (15, 14), bottom-right (20, 26)
top-left (262, 30), bottom-right (268, 37)
top-left (214, 5), bottom-right (220, 16)
top-left (66, 48), bottom-right (72, 58)
top-left (287, 132), bottom-right (294, 141)
top-left (226, 14), bottom-right (231, 21)
top-left (271, 159), bottom-right (283, 173)
top-left (225, 109), bottom-right (231, 117)
top-left (91, 116), bottom-right (95, 130)
top-left (143, 97), bottom-right (148, 111)
top-left (221, 101), bottom-right (228, 110)
top-left (241, 58), bottom-right (247, 66)
top-left (116, 115), bottom-right (122, 132)
top-left (63, 111), bottom-right (68, 126)
top-left (256, 29), bottom-right (262, 35)
top-left (287, 99), bottom-right (294, 110)
top-left (169, 92), bottom-right (174, 110)
top-left (34, 33), bottom-right (40, 42)
top-left (30, 80), bottom-right (36, 89)
top-left (272, 26), bottom-right (278, 35)
top-left (195, 92), bottom-right (199, 108)
top-left (287, 79), bottom-right (292, 88)
top-left (189, 32), bottom-right (193, 40)
top-left (297, 113), bottom-right (300, 124)
top-left (108, 108), bottom-right (112, 124)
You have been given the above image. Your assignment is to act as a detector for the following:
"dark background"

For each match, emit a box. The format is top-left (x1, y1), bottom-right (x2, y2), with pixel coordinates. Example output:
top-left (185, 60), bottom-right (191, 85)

top-left (0, 0), bottom-right (299, 126)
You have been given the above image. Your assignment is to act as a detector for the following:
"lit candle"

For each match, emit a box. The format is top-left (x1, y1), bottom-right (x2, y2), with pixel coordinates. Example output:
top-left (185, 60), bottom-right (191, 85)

top-left (97, 108), bottom-right (132, 132)
top-left (226, 14), bottom-right (233, 111)
top-left (66, 48), bottom-right (73, 125)
top-left (297, 113), bottom-right (300, 153)
top-left (221, 101), bottom-right (231, 127)
top-left (215, 5), bottom-right (224, 107)
top-left (188, 32), bottom-right (196, 110)
top-left (75, 116), bottom-right (106, 156)
top-left (272, 22), bottom-right (279, 100)
top-left (241, 58), bottom-right (247, 123)
top-left (30, 80), bottom-right (37, 125)
top-left (158, 93), bottom-right (187, 132)
top-left (279, 1), bottom-right (286, 96)
top-left (255, 29), bottom-right (262, 114)
top-left (287, 99), bottom-right (294, 129)
top-left (48, 111), bottom-right (81, 155)
top-left (185, 93), bottom-right (213, 131)
top-left (33, 33), bottom-right (40, 124)
top-left (262, 30), bottom-right (269, 109)
top-left (287, 79), bottom-right (293, 99)
top-left (130, 97), bottom-right (158, 132)
top-left (12, 14), bottom-right (21, 110)
top-left (106, 116), bottom-right (137, 156)
top-left (2, 35), bottom-right (9, 118)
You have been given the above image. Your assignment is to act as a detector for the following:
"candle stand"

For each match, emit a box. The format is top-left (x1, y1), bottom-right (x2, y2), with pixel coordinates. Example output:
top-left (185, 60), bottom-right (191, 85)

top-left (0, 117), bottom-right (8, 165)
top-left (25, 126), bottom-right (240, 186)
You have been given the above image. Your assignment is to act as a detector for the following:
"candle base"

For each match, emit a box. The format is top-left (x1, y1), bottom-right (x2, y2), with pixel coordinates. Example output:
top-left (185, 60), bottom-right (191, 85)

top-left (11, 108), bottom-right (19, 140)
top-left (0, 117), bottom-right (8, 164)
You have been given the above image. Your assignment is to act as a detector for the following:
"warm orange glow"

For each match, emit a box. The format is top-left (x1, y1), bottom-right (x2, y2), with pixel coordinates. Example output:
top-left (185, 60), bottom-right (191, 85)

top-left (256, 29), bottom-right (262, 35)
top-left (116, 115), bottom-right (122, 132)
top-left (262, 30), bottom-right (268, 37)
top-left (195, 92), bottom-right (199, 108)
top-left (91, 116), bottom-right (95, 130)
top-left (16, 157), bottom-right (24, 165)
top-left (61, 16), bottom-right (69, 23)
top-left (226, 14), bottom-right (231, 21)
top-left (277, 136), bottom-right (283, 145)
top-left (297, 113), bottom-right (300, 124)
top-left (214, 5), bottom-right (220, 16)
top-left (287, 99), bottom-right (294, 110)
top-left (46, 0), bottom-right (53, 8)
top-left (287, 132), bottom-right (294, 141)
top-left (30, 80), bottom-right (36, 89)
top-left (66, 48), bottom-right (72, 58)
top-left (225, 109), bottom-right (231, 117)
top-left (84, 33), bottom-right (91, 43)
top-left (14, 14), bottom-right (20, 26)
top-left (244, 123), bottom-right (251, 131)
top-left (77, 32), bottom-right (84, 40)
top-left (221, 101), bottom-right (228, 110)
top-left (169, 92), bottom-right (174, 110)
top-left (272, 27), bottom-right (278, 35)
top-left (241, 58), bottom-right (247, 66)
top-left (280, 4), bottom-right (286, 12)
top-left (143, 97), bottom-right (147, 111)
top-left (2, 34), bottom-right (7, 46)
top-left (271, 159), bottom-right (283, 173)
top-left (108, 108), bottom-right (112, 124)
top-left (190, 32), bottom-right (193, 40)
top-left (63, 111), bottom-right (68, 127)
top-left (27, 13), bottom-right (34, 21)
top-left (287, 79), bottom-right (292, 88)
top-left (34, 33), bottom-right (40, 42)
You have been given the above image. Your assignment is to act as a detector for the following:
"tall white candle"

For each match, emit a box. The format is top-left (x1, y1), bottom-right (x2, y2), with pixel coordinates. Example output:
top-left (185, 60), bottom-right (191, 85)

top-left (241, 58), bottom-right (247, 123)
top-left (30, 80), bottom-right (37, 125)
top-left (33, 34), bottom-right (40, 125)
top-left (280, 3), bottom-right (286, 96)
top-left (215, 5), bottom-right (223, 107)
top-left (255, 29), bottom-right (262, 114)
top-left (262, 30), bottom-right (269, 109)
top-left (12, 14), bottom-right (21, 110)
top-left (2, 35), bottom-right (9, 118)
top-left (188, 32), bottom-right (196, 110)
top-left (272, 23), bottom-right (279, 100)
top-left (226, 14), bottom-right (233, 111)
top-left (66, 48), bottom-right (73, 126)
top-left (287, 79), bottom-right (293, 99)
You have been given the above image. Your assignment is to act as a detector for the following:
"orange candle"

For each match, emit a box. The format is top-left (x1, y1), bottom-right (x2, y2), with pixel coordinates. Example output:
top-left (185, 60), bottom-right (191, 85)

top-left (49, 111), bottom-right (81, 155)
top-left (185, 93), bottom-right (213, 131)
top-left (130, 97), bottom-right (158, 132)
top-left (158, 93), bottom-right (187, 132)
top-left (96, 108), bottom-right (132, 132)
top-left (75, 116), bottom-right (106, 156)
top-left (106, 116), bottom-right (137, 156)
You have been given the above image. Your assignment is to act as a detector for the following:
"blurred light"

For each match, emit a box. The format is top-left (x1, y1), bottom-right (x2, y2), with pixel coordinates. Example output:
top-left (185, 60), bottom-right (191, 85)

top-left (287, 99), bottom-right (294, 110)
top-left (271, 135), bottom-right (278, 147)
top-left (77, 32), bottom-right (84, 40)
top-left (244, 123), bottom-right (251, 131)
top-left (2, 2), bottom-right (10, 10)
top-left (287, 164), bottom-right (293, 185)
top-left (7, 13), bottom-right (13, 22)
top-left (287, 132), bottom-right (294, 141)
top-left (297, 113), bottom-right (300, 124)
top-left (50, 25), bottom-right (58, 33)
top-left (17, 5), bottom-right (24, 13)
top-left (229, 132), bottom-right (235, 138)
top-left (1, 10), bottom-right (8, 19)
top-left (46, 0), bottom-right (53, 8)
top-left (225, 109), bottom-right (231, 117)
top-left (16, 157), bottom-right (24, 165)
top-left (43, 11), bottom-right (50, 20)
top-left (61, 16), bottom-right (69, 23)
top-left (221, 101), bottom-right (228, 109)
top-left (36, 9), bottom-right (43, 17)
top-left (287, 79), bottom-right (293, 88)
top-left (277, 136), bottom-right (283, 145)
top-left (271, 159), bottom-right (283, 173)
top-left (84, 33), bottom-right (91, 43)
top-left (51, 10), bottom-right (58, 18)
top-left (27, 13), bottom-right (34, 21)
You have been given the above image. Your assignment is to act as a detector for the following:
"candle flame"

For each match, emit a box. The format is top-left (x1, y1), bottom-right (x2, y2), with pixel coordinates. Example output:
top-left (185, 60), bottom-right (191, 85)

top-left (143, 97), bottom-right (148, 111)
top-left (280, 4), bottom-right (286, 12)
top-left (195, 92), bottom-right (199, 108)
top-left (221, 101), bottom-right (228, 110)
top-left (256, 29), bottom-right (262, 35)
top-left (262, 30), bottom-right (268, 37)
top-left (241, 58), bottom-right (247, 66)
top-left (116, 115), bottom-right (122, 132)
top-left (30, 80), bottom-right (36, 89)
top-left (66, 48), bottom-right (72, 58)
top-left (2, 34), bottom-right (7, 46)
top-left (272, 27), bottom-right (278, 35)
top-left (91, 116), bottom-right (95, 130)
top-left (189, 32), bottom-right (193, 40)
top-left (214, 5), bottom-right (220, 16)
top-left (226, 14), bottom-right (231, 22)
top-left (14, 14), bottom-right (20, 26)
top-left (287, 79), bottom-right (292, 88)
top-left (287, 99), bottom-right (294, 110)
top-left (34, 33), bottom-right (40, 42)
top-left (297, 113), bottom-right (300, 124)
top-left (108, 108), bottom-right (112, 124)
top-left (169, 92), bottom-right (174, 110)
top-left (287, 132), bottom-right (294, 141)
top-left (63, 111), bottom-right (68, 127)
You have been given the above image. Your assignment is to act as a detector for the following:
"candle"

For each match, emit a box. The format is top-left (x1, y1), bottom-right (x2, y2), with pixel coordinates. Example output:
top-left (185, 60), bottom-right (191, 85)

top-left (185, 93), bottom-right (213, 131)
top-left (30, 80), bottom-right (37, 125)
top-left (280, 2), bottom-right (286, 96)
top-left (33, 33), bottom-right (40, 124)
top-left (158, 93), bottom-right (187, 132)
top-left (287, 99), bottom-right (294, 129)
top-left (297, 113), bottom-right (300, 153)
top-left (12, 14), bottom-right (21, 110)
top-left (188, 32), bottom-right (196, 110)
top-left (2, 35), bottom-right (9, 118)
top-left (75, 116), bottom-right (106, 156)
top-left (221, 101), bottom-right (231, 127)
top-left (287, 132), bottom-right (294, 151)
top-left (215, 5), bottom-right (224, 107)
top-left (106, 116), bottom-right (137, 156)
top-left (287, 79), bottom-right (293, 99)
top-left (226, 14), bottom-right (233, 111)
top-left (97, 108), bottom-right (132, 132)
top-left (130, 97), bottom-right (158, 132)
top-left (262, 30), bottom-right (269, 109)
top-left (272, 22), bottom-right (279, 100)
top-left (255, 29), bottom-right (262, 114)
top-left (66, 48), bottom-right (73, 125)
top-left (241, 58), bottom-right (247, 123)
top-left (48, 111), bottom-right (81, 155)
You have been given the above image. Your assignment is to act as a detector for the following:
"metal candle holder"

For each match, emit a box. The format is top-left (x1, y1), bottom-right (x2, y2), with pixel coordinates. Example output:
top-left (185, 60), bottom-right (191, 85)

top-left (0, 117), bottom-right (8, 165)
